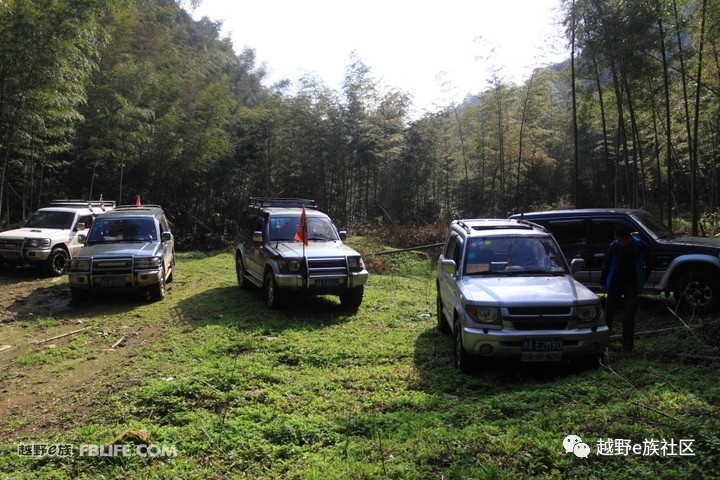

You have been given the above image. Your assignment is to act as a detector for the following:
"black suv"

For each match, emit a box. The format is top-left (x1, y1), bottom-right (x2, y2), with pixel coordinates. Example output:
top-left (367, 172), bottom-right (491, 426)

top-left (510, 209), bottom-right (720, 313)
top-left (235, 197), bottom-right (368, 309)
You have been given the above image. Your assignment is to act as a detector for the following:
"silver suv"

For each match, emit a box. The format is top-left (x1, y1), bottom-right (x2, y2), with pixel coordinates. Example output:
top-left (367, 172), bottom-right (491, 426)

top-left (235, 198), bottom-right (368, 309)
top-left (0, 199), bottom-right (115, 276)
top-left (436, 219), bottom-right (608, 372)
top-left (67, 205), bottom-right (175, 304)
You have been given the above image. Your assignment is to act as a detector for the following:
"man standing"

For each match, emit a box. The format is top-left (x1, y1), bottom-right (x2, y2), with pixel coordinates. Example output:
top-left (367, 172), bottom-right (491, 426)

top-left (600, 226), bottom-right (648, 353)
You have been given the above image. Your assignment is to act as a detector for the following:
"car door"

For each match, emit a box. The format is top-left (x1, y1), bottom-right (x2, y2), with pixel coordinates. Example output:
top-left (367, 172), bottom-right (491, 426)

top-left (159, 215), bottom-right (175, 272)
top-left (542, 219), bottom-right (593, 286)
top-left (244, 215), bottom-right (266, 283)
top-left (69, 214), bottom-right (94, 257)
top-left (438, 233), bottom-right (464, 316)
top-left (588, 218), bottom-right (640, 287)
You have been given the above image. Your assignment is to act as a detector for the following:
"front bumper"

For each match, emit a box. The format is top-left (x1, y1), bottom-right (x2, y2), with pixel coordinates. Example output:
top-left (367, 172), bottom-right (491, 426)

top-left (69, 269), bottom-right (163, 291)
top-left (275, 269), bottom-right (369, 291)
top-left (460, 323), bottom-right (609, 359)
top-left (0, 247), bottom-right (51, 263)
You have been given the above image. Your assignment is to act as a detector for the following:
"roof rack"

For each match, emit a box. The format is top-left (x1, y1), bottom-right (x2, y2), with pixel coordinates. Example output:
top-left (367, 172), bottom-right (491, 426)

top-left (49, 199), bottom-right (116, 210)
top-left (113, 204), bottom-right (163, 210)
top-left (248, 197), bottom-right (318, 209)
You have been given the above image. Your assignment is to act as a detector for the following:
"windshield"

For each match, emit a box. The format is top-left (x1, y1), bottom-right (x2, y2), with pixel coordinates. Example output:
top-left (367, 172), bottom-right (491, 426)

top-left (268, 215), bottom-right (340, 242)
top-left (464, 236), bottom-right (567, 275)
top-left (633, 211), bottom-right (675, 239)
top-left (24, 211), bottom-right (75, 229)
top-left (86, 218), bottom-right (157, 243)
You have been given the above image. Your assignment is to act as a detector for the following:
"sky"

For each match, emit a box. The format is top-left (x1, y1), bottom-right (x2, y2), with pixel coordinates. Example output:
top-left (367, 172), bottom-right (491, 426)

top-left (189, 0), bottom-right (568, 116)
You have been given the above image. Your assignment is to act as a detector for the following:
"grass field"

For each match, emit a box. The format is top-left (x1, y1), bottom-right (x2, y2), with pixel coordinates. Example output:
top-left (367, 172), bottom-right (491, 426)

top-left (1, 239), bottom-right (719, 479)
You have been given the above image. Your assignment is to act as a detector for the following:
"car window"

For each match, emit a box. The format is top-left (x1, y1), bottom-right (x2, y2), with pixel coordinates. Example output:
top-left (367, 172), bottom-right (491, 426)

top-left (590, 220), bottom-right (630, 249)
top-left (24, 211), bottom-right (75, 229)
top-left (444, 234), bottom-right (462, 266)
top-left (464, 236), bottom-right (567, 275)
top-left (306, 217), bottom-right (340, 241)
top-left (268, 216), bottom-right (299, 241)
top-left (633, 211), bottom-right (674, 239)
top-left (546, 220), bottom-right (586, 249)
top-left (77, 215), bottom-right (94, 230)
top-left (86, 218), bottom-right (157, 243)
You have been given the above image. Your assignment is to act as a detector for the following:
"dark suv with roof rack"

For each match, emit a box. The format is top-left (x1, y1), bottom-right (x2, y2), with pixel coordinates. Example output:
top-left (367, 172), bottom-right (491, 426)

top-left (510, 209), bottom-right (720, 313)
top-left (235, 197), bottom-right (368, 309)
top-left (436, 218), bottom-right (608, 372)
top-left (67, 204), bottom-right (175, 304)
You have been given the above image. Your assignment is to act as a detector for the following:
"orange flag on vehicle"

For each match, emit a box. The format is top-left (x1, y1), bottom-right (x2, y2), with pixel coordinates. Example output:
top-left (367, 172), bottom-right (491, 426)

top-left (294, 207), bottom-right (309, 246)
top-left (135, 195), bottom-right (141, 206)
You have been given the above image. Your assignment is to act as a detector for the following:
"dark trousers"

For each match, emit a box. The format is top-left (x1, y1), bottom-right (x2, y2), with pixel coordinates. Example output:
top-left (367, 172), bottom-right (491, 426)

top-left (605, 282), bottom-right (638, 350)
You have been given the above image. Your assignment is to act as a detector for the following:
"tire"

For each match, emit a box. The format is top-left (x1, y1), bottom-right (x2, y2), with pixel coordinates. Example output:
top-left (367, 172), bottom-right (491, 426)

top-left (264, 270), bottom-right (285, 309)
top-left (236, 254), bottom-right (250, 289)
top-left (45, 248), bottom-right (69, 276)
top-left (70, 287), bottom-right (89, 306)
top-left (436, 291), bottom-right (451, 334)
top-left (674, 270), bottom-right (720, 314)
top-left (340, 286), bottom-right (364, 310)
top-left (454, 319), bottom-right (475, 373)
top-left (149, 268), bottom-right (167, 302)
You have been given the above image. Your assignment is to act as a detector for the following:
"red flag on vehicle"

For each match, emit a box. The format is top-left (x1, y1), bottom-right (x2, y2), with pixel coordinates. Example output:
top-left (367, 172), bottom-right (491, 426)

top-left (294, 207), bottom-right (309, 246)
top-left (135, 195), bottom-right (141, 206)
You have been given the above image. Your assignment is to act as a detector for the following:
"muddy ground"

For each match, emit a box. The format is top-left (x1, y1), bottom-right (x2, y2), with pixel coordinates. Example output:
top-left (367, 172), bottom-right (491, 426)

top-left (0, 267), bottom-right (164, 442)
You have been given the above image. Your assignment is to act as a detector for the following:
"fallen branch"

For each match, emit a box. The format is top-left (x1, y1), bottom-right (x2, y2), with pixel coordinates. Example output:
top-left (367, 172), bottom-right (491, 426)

top-left (33, 327), bottom-right (90, 345)
top-left (369, 243), bottom-right (443, 256)
top-left (111, 336), bottom-right (127, 349)
top-left (0, 345), bottom-right (12, 353)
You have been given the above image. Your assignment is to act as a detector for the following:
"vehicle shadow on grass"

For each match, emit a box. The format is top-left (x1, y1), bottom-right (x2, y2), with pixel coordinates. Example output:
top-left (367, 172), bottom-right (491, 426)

top-left (174, 285), bottom-right (359, 333)
top-left (411, 327), bottom-right (604, 397)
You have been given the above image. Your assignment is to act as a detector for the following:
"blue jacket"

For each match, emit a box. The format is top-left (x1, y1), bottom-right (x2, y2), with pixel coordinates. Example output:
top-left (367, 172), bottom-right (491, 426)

top-left (600, 236), bottom-right (649, 294)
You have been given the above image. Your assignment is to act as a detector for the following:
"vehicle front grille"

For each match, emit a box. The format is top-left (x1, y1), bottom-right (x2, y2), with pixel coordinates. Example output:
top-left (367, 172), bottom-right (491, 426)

top-left (92, 257), bottom-right (133, 275)
top-left (511, 319), bottom-right (569, 331)
top-left (506, 306), bottom-right (572, 330)
top-left (0, 239), bottom-right (23, 251)
top-left (507, 306), bottom-right (572, 316)
top-left (307, 257), bottom-right (348, 277)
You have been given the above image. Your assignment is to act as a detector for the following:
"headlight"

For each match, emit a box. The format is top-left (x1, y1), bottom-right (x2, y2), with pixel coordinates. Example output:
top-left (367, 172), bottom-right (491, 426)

top-left (278, 258), bottom-right (303, 273)
top-left (348, 256), bottom-right (365, 271)
top-left (25, 238), bottom-right (51, 248)
top-left (577, 304), bottom-right (601, 323)
top-left (135, 257), bottom-right (162, 269)
top-left (465, 305), bottom-right (501, 324)
top-left (70, 259), bottom-right (90, 271)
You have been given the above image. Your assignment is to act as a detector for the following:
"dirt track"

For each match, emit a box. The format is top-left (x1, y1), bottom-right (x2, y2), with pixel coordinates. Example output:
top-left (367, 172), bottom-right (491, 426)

top-left (0, 268), bottom-right (162, 441)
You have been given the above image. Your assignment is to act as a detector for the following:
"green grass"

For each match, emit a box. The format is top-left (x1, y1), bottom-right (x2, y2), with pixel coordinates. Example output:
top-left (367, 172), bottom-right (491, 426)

top-left (1, 249), bottom-right (719, 479)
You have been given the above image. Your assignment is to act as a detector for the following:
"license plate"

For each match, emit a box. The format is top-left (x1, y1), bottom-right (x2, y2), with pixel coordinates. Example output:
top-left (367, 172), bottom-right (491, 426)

top-left (100, 277), bottom-right (126, 287)
top-left (315, 279), bottom-right (340, 288)
top-left (521, 338), bottom-right (563, 362)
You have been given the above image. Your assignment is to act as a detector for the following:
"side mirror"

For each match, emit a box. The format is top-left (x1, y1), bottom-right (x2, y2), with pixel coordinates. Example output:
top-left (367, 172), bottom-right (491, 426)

top-left (338, 230), bottom-right (347, 241)
top-left (570, 257), bottom-right (586, 275)
top-left (252, 231), bottom-right (263, 243)
top-left (161, 232), bottom-right (172, 242)
top-left (78, 234), bottom-right (87, 244)
top-left (440, 259), bottom-right (457, 274)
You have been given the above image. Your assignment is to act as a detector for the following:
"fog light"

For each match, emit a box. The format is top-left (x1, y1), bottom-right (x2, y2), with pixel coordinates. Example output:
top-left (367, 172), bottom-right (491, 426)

top-left (479, 344), bottom-right (494, 355)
